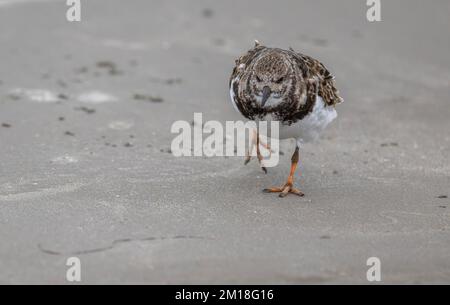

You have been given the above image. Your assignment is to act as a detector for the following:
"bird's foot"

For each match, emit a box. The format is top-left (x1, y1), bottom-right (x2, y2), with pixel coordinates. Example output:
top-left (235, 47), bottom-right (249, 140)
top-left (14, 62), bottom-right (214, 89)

top-left (245, 149), bottom-right (268, 174)
top-left (263, 182), bottom-right (304, 198)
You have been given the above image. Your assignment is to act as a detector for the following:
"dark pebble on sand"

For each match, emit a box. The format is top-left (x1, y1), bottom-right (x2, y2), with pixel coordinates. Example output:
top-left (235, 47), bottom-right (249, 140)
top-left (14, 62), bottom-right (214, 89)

top-left (1, 123), bottom-right (11, 128)
top-left (58, 93), bottom-right (69, 100)
top-left (148, 76), bottom-right (182, 85)
top-left (8, 93), bottom-right (21, 100)
top-left (96, 61), bottom-right (116, 70)
top-left (437, 195), bottom-right (448, 199)
top-left (202, 8), bottom-right (214, 18)
top-left (75, 106), bottom-right (96, 114)
top-left (381, 142), bottom-right (399, 147)
top-left (96, 61), bottom-right (122, 75)
top-left (166, 78), bottom-right (182, 85)
top-left (65, 131), bottom-right (75, 136)
top-left (133, 93), bottom-right (164, 103)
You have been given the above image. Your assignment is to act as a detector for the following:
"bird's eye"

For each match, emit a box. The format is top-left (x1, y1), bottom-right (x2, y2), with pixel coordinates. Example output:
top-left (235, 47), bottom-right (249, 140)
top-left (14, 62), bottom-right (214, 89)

top-left (275, 77), bottom-right (284, 84)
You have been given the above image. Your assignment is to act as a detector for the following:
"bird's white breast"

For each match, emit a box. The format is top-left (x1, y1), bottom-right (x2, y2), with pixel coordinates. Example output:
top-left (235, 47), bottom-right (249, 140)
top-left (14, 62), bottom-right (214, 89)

top-left (262, 96), bottom-right (337, 143)
top-left (229, 77), bottom-right (240, 113)
top-left (229, 79), bottom-right (336, 144)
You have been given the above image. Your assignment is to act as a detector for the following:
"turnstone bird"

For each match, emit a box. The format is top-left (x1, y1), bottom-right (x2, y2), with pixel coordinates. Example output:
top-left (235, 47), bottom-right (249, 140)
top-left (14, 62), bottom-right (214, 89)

top-left (229, 41), bottom-right (343, 197)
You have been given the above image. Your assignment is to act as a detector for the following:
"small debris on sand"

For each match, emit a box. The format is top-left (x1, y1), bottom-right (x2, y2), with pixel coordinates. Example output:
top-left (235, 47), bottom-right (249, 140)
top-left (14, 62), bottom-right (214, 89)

top-left (8, 93), bottom-right (20, 101)
top-left (148, 76), bottom-right (182, 85)
top-left (96, 61), bottom-right (122, 75)
top-left (74, 106), bottom-right (96, 114)
top-left (96, 61), bottom-right (116, 69)
top-left (124, 142), bottom-right (133, 148)
top-left (437, 195), bottom-right (448, 199)
top-left (165, 78), bottom-right (182, 85)
top-left (64, 131), bottom-right (75, 137)
top-left (1, 123), bottom-right (11, 128)
top-left (58, 93), bottom-right (69, 100)
top-left (202, 8), bottom-right (214, 18)
top-left (381, 142), bottom-right (399, 147)
top-left (133, 93), bottom-right (164, 103)
top-left (75, 67), bottom-right (88, 74)
top-left (58, 117), bottom-right (65, 121)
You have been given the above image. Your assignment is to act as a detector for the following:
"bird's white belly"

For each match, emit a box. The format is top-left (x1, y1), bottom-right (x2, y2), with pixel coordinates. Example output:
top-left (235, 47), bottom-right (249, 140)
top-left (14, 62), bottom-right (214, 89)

top-left (262, 96), bottom-right (337, 143)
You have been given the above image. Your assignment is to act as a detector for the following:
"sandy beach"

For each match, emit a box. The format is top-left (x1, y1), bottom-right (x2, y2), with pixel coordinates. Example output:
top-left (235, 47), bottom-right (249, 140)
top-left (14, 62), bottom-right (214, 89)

top-left (0, 0), bottom-right (449, 284)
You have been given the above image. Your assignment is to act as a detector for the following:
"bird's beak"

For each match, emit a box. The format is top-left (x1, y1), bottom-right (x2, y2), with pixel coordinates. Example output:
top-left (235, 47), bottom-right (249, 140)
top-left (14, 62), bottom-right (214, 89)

top-left (261, 86), bottom-right (271, 107)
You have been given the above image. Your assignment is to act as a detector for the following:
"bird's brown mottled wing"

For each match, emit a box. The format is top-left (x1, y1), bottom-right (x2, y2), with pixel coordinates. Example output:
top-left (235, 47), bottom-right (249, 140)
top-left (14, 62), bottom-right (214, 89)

top-left (291, 52), bottom-right (343, 107)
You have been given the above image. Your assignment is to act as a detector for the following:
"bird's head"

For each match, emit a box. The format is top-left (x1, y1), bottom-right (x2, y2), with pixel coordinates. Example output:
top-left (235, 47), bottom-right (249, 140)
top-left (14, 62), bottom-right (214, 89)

top-left (249, 50), bottom-right (292, 108)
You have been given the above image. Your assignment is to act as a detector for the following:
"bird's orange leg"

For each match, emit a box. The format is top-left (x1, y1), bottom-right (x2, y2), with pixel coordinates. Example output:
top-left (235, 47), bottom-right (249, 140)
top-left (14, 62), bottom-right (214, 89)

top-left (263, 146), bottom-right (304, 198)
